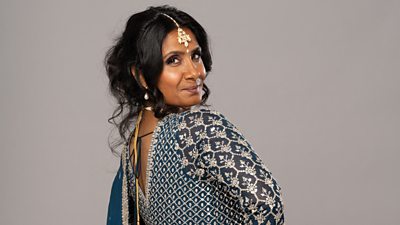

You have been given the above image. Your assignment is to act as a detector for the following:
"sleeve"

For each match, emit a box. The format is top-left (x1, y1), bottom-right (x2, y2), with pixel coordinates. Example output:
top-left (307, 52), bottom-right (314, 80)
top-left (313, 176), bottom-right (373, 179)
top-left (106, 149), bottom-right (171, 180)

top-left (176, 109), bottom-right (285, 225)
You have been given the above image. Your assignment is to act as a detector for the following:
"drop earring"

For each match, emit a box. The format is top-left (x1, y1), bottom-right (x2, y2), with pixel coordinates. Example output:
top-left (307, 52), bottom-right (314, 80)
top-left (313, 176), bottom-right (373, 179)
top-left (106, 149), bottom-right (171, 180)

top-left (143, 89), bottom-right (153, 111)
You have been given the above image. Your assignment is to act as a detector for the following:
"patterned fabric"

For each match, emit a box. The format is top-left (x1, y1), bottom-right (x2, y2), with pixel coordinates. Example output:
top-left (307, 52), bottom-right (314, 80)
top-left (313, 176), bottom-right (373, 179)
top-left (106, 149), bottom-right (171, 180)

top-left (122, 107), bottom-right (284, 225)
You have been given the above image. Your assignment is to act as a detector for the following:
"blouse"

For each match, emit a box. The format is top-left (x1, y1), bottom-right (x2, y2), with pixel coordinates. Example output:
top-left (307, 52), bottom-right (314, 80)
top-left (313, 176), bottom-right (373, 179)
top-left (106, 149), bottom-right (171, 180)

top-left (107, 107), bottom-right (285, 225)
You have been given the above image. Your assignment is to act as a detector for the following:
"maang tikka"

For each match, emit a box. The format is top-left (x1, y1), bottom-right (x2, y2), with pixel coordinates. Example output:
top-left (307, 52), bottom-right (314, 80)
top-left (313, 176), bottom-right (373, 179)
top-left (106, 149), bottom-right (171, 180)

top-left (161, 13), bottom-right (191, 52)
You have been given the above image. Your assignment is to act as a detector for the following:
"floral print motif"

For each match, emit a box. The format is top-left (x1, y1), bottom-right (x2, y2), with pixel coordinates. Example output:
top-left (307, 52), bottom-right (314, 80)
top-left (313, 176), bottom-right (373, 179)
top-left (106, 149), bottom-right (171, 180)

top-left (176, 109), bottom-right (284, 225)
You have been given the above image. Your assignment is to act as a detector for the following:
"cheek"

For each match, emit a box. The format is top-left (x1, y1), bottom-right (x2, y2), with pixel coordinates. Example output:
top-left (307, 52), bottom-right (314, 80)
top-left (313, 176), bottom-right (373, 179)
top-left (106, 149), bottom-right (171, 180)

top-left (158, 70), bottom-right (182, 93)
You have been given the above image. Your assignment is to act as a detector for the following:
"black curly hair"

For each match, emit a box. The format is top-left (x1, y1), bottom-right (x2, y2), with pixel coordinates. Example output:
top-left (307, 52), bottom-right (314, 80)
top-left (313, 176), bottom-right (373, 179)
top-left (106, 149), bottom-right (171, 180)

top-left (104, 5), bottom-right (212, 154)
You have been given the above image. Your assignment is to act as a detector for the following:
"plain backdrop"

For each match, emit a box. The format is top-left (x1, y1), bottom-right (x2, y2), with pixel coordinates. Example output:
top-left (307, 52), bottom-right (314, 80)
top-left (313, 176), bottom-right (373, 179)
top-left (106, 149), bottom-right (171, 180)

top-left (1, 0), bottom-right (399, 224)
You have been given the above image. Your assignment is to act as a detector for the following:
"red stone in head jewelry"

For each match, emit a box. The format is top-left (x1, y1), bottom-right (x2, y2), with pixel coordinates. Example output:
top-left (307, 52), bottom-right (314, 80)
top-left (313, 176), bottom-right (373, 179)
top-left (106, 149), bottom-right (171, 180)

top-left (161, 13), bottom-right (192, 52)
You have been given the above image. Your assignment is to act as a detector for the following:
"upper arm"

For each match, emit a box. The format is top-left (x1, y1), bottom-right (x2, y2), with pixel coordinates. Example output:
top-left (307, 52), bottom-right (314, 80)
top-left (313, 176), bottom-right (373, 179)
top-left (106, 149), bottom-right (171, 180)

top-left (176, 109), bottom-right (284, 224)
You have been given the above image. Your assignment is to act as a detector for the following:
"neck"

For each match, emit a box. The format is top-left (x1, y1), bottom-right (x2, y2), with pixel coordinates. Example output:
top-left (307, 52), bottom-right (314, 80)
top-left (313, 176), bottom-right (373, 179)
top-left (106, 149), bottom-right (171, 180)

top-left (141, 108), bottom-right (158, 123)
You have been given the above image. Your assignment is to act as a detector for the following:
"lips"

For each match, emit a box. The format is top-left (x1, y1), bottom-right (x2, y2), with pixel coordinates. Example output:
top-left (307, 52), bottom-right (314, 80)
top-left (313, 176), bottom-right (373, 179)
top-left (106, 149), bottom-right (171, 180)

top-left (182, 85), bottom-right (201, 94)
top-left (183, 85), bottom-right (199, 90)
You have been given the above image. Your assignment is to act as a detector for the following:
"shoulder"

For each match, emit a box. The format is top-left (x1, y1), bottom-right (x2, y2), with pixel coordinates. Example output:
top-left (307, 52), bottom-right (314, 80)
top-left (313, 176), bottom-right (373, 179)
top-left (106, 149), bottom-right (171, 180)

top-left (180, 106), bottom-right (223, 118)
top-left (177, 106), bottom-right (232, 129)
top-left (175, 106), bottom-right (246, 143)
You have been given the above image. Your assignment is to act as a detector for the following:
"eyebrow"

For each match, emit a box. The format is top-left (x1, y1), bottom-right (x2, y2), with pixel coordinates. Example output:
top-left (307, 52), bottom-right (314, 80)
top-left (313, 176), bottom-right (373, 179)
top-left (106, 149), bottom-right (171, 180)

top-left (163, 46), bottom-right (202, 60)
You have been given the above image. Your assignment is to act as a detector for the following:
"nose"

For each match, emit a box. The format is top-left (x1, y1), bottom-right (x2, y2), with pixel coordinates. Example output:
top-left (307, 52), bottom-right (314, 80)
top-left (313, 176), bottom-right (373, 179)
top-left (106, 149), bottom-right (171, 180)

top-left (184, 57), bottom-right (201, 80)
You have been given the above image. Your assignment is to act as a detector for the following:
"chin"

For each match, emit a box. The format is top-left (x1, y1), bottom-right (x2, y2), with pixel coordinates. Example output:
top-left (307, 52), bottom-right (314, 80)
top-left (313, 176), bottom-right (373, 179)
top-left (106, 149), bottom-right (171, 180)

top-left (188, 98), bottom-right (202, 106)
top-left (178, 99), bottom-right (202, 108)
top-left (167, 95), bottom-right (203, 108)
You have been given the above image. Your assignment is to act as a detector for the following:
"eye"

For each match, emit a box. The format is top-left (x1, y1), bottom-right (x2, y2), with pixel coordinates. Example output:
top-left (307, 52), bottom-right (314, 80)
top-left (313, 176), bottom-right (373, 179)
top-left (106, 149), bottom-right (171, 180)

top-left (192, 50), bottom-right (202, 62)
top-left (166, 55), bottom-right (180, 65)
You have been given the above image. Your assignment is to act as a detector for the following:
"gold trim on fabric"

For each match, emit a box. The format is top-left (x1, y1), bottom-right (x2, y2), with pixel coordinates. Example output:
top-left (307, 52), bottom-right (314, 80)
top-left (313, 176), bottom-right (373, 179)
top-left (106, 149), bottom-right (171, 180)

top-left (121, 145), bottom-right (129, 225)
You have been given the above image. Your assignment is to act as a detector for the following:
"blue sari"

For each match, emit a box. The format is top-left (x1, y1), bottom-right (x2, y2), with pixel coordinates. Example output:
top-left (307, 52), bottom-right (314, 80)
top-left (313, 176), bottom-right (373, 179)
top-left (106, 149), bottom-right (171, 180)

top-left (106, 150), bottom-right (143, 225)
top-left (106, 160), bottom-right (123, 225)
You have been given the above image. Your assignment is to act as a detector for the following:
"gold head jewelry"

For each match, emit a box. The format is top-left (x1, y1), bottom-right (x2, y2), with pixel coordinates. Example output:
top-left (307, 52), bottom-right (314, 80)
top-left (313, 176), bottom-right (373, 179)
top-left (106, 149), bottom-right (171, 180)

top-left (161, 13), bottom-right (191, 49)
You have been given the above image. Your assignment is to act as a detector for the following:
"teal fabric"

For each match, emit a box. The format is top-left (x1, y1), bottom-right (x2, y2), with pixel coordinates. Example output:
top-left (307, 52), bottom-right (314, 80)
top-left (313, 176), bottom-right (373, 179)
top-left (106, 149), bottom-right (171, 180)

top-left (107, 154), bottom-right (143, 225)
top-left (106, 159), bottom-right (123, 225)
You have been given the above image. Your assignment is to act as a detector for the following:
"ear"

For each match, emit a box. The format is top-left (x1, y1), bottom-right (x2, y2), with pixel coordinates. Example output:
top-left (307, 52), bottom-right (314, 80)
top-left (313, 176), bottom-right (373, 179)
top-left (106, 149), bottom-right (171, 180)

top-left (130, 66), bottom-right (148, 89)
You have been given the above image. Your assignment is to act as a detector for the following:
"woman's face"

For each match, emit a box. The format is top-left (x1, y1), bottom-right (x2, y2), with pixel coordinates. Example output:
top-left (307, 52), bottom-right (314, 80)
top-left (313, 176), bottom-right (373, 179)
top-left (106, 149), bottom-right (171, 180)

top-left (157, 28), bottom-right (206, 109)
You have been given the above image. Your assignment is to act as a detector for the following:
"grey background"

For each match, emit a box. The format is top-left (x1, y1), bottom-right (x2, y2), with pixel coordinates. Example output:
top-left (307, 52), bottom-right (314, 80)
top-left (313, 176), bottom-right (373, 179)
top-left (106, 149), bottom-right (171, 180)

top-left (1, 0), bottom-right (399, 224)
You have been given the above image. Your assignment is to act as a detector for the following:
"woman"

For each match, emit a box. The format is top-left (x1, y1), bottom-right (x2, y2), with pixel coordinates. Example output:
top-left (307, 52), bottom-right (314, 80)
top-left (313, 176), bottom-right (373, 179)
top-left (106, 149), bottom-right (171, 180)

top-left (105, 5), bottom-right (284, 225)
